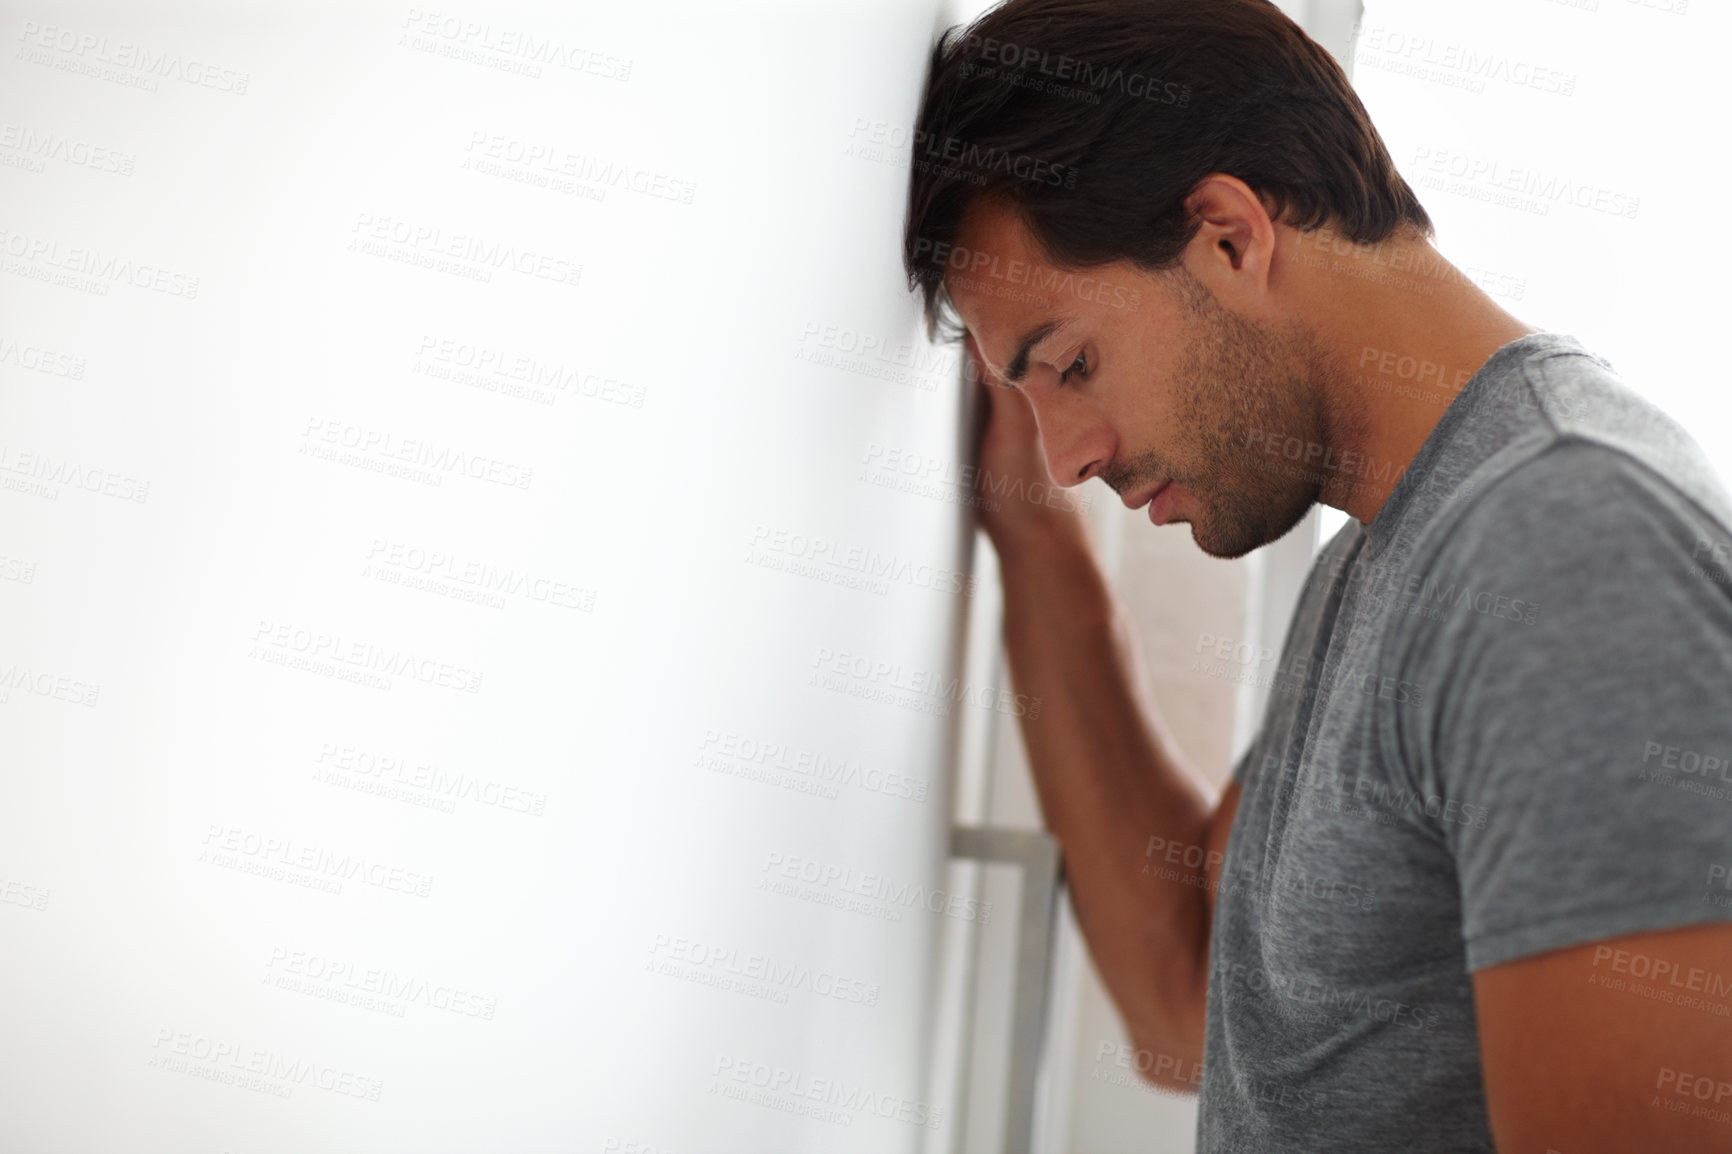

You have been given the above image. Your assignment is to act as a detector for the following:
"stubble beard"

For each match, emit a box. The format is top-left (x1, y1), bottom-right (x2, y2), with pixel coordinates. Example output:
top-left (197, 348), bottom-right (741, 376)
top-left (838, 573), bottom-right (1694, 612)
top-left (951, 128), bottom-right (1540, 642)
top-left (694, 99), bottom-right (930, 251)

top-left (1159, 271), bottom-right (1338, 560)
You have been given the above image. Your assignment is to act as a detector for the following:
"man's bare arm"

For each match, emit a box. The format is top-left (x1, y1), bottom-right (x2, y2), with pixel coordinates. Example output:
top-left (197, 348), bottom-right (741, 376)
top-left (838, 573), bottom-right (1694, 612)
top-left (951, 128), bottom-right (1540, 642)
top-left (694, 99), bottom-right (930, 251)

top-left (964, 333), bottom-right (1241, 1090)
top-left (1474, 922), bottom-right (1732, 1152)
top-left (995, 513), bottom-right (1240, 1093)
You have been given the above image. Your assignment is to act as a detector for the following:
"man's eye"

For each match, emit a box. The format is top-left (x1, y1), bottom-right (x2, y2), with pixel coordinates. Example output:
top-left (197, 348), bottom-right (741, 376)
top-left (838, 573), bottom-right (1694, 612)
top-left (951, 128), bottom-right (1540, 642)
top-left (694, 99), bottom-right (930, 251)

top-left (1059, 349), bottom-right (1088, 385)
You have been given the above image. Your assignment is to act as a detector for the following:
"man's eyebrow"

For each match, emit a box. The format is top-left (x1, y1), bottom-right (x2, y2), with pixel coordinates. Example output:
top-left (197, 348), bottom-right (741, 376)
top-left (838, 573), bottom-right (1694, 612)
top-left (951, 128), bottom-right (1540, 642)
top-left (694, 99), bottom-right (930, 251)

top-left (1005, 318), bottom-right (1066, 384)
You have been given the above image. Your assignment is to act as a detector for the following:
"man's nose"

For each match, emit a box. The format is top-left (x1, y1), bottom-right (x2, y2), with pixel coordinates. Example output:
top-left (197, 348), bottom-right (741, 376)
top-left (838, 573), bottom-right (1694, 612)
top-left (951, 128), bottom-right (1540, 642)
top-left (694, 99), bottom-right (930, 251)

top-left (1029, 393), bottom-right (1108, 488)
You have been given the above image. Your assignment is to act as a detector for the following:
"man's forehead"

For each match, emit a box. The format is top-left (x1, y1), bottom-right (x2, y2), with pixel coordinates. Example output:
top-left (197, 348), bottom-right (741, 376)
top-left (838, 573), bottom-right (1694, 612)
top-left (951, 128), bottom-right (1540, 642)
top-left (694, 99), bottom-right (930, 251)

top-left (943, 200), bottom-right (1090, 384)
top-left (955, 192), bottom-right (1034, 257)
top-left (946, 198), bottom-right (1049, 299)
top-left (958, 304), bottom-right (1071, 388)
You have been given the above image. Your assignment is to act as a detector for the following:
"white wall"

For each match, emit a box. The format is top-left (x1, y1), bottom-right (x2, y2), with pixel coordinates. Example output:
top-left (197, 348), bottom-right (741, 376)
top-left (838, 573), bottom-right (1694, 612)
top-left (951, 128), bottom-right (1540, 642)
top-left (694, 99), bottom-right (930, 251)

top-left (0, 3), bottom-right (985, 1151)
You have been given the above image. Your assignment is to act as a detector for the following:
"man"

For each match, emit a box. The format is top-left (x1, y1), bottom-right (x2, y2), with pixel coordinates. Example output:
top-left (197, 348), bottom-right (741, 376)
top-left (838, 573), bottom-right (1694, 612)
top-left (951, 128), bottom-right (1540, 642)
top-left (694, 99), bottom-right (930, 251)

top-left (901, 1), bottom-right (1732, 1151)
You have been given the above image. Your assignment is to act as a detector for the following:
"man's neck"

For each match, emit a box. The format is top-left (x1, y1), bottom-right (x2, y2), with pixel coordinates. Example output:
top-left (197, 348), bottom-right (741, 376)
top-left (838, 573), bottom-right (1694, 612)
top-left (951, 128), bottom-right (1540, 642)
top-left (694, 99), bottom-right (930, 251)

top-left (1304, 238), bottom-right (1543, 525)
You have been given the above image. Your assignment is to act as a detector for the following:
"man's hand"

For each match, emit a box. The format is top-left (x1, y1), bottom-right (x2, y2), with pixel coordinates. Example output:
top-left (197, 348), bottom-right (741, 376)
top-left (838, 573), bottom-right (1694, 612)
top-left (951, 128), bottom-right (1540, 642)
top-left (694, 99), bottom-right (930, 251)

top-left (964, 331), bottom-right (1090, 549)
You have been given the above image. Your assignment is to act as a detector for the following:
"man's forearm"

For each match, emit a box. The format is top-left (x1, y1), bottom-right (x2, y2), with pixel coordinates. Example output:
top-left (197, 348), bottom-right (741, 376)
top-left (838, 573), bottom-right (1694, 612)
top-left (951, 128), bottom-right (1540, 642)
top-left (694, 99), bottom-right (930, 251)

top-left (994, 519), bottom-right (1221, 1081)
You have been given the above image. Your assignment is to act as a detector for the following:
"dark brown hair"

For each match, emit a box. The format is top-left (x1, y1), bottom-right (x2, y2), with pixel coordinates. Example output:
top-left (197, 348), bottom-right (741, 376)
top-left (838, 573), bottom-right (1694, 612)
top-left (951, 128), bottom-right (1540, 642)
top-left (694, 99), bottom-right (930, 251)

top-left (903, 0), bottom-right (1433, 340)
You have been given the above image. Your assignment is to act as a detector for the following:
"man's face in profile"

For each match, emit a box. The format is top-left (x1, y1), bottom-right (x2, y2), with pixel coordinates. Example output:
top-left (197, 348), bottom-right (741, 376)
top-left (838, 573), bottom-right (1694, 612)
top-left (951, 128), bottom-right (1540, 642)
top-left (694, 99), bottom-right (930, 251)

top-left (944, 195), bottom-right (1330, 559)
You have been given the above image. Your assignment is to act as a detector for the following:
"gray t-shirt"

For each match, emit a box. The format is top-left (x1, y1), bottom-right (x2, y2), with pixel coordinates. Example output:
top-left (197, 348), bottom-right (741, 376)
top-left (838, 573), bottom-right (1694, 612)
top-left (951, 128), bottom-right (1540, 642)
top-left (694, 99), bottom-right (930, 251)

top-left (1197, 331), bottom-right (1732, 1152)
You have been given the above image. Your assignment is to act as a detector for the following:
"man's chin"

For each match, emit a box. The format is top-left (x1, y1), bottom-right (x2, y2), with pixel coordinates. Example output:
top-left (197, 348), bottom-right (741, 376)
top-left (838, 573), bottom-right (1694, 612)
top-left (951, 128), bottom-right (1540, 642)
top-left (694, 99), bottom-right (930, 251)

top-left (1184, 496), bottom-right (1313, 560)
top-left (1190, 523), bottom-right (1263, 561)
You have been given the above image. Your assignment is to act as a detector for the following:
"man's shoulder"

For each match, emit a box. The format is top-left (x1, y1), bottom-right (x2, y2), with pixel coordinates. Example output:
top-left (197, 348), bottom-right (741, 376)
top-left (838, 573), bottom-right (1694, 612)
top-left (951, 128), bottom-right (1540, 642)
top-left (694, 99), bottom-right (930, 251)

top-left (1507, 343), bottom-right (1727, 513)
top-left (1439, 337), bottom-right (1732, 568)
top-left (1412, 435), bottom-right (1732, 639)
top-left (1459, 433), bottom-right (1732, 554)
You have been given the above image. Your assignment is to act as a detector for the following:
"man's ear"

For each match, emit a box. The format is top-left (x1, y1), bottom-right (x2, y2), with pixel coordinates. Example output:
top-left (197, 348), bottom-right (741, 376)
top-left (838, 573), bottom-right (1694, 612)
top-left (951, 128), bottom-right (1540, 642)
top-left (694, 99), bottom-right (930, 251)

top-left (1181, 174), bottom-right (1277, 300)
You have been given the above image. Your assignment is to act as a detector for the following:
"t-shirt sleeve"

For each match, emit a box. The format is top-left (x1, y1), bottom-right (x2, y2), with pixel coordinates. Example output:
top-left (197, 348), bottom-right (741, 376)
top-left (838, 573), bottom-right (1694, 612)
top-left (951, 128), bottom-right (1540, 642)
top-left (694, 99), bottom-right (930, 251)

top-left (1391, 438), bottom-right (1732, 972)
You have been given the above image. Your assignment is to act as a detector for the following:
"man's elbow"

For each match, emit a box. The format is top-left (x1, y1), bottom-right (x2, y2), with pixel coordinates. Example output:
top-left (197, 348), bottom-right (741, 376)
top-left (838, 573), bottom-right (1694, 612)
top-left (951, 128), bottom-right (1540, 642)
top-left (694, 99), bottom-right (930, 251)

top-left (1109, 946), bottom-right (1211, 1092)
top-left (1123, 1032), bottom-right (1207, 1096)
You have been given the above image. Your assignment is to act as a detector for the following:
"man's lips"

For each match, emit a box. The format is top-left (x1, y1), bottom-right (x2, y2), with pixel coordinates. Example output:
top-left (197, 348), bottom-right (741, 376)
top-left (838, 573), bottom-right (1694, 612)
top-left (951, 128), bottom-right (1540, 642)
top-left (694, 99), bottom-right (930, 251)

top-left (1124, 479), bottom-right (1171, 511)
top-left (1148, 480), bottom-right (1178, 525)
